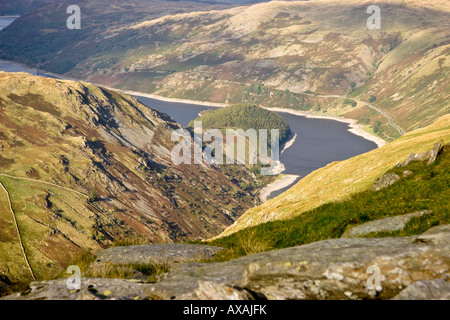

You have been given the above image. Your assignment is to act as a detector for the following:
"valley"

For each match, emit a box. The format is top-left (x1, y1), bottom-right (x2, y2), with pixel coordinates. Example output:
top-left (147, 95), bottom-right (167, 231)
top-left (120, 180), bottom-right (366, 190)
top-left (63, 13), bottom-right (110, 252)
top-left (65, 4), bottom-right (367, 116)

top-left (1, 0), bottom-right (448, 142)
top-left (0, 72), bottom-right (265, 282)
top-left (0, 0), bottom-right (448, 301)
top-left (0, 55), bottom-right (380, 200)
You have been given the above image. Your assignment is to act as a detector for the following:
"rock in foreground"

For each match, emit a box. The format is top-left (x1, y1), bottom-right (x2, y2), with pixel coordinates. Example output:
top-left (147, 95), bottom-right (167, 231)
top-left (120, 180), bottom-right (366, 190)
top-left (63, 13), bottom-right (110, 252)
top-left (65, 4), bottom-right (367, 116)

top-left (341, 211), bottom-right (432, 238)
top-left (3, 225), bottom-right (449, 300)
top-left (93, 244), bottom-right (225, 266)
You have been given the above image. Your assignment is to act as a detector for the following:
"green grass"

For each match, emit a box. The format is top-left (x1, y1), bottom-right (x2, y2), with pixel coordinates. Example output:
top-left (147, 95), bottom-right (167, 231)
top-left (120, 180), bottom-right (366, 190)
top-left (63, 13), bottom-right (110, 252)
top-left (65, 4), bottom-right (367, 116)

top-left (55, 251), bottom-right (170, 283)
top-left (0, 175), bottom-right (100, 284)
top-left (205, 145), bottom-right (450, 261)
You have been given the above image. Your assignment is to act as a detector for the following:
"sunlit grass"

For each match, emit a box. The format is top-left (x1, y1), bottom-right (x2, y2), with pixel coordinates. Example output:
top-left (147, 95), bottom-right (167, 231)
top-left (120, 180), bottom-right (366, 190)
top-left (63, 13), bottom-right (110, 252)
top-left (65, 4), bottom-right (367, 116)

top-left (206, 145), bottom-right (450, 261)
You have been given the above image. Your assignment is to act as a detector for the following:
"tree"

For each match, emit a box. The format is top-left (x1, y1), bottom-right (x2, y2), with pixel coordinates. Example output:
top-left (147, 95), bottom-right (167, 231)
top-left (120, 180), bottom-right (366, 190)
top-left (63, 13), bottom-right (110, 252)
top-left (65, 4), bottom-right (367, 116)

top-left (373, 120), bottom-right (382, 133)
top-left (369, 95), bottom-right (376, 103)
top-left (343, 98), bottom-right (357, 107)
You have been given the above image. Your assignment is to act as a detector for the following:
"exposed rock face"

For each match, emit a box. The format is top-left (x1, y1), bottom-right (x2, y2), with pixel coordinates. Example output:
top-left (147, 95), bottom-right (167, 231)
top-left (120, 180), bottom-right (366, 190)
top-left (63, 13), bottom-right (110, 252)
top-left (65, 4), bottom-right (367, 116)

top-left (399, 142), bottom-right (443, 167)
top-left (427, 142), bottom-right (443, 165)
top-left (402, 170), bottom-right (413, 177)
top-left (371, 142), bottom-right (446, 192)
top-left (176, 281), bottom-right (249, 300)
top-left (4, 225), bottom-right (449, 300)
top-left (370, 173), bottom-right (401, 191)
top-left (2, 278), bottom-right (153, 301)
top-left (93, 244), bottom-right (225, 266)
top-left (391, 279), bottom-right (450, 300)
top-left (416, 224), bottom-right (450, 245)
top-left (341, 211), bottom-right (432, 238)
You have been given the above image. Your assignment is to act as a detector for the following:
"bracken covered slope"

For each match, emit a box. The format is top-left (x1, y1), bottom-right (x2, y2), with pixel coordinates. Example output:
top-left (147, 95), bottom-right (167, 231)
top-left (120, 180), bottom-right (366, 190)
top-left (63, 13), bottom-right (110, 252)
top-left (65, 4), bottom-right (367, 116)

top-left (0, 72), bottom-right (259, 281)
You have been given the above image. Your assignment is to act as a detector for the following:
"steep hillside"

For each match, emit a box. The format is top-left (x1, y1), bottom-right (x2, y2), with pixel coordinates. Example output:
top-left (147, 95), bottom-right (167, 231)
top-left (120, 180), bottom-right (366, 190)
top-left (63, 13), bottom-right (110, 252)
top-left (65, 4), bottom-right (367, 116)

top-left (0, 72), bottom-right (261, 282)
top-left (0, 0), bottom-right (51, 15)
top-left (0, 0), bottom-right (448, 141)
top-left (0, 0), bottom-right (243, 73)
top-left (208, 142), bottom-right (449, 261)
top-left (213, 114), bottom-right (450, 238)
top-left (3, 140), bottom-right (449, 299)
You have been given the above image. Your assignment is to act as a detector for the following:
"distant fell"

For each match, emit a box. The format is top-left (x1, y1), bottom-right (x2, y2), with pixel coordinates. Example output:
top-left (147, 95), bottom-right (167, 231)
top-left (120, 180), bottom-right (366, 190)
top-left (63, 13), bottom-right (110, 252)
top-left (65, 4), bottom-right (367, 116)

top-left (1, 0), bottom-right (448, 141)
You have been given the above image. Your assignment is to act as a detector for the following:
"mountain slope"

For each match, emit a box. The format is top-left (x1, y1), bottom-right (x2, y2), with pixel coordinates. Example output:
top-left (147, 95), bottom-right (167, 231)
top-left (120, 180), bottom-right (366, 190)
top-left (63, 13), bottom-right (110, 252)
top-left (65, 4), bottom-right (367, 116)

top-left (1, 0), bottom-right (448, 141)
top-left (213, 114), bottom-right (450, 238)
top-left (0, 0), bottom-right (52, 15)
top-left (0, 72), bottom-right (260, 281)
top-left (207, 142), bottom-right (449, 262)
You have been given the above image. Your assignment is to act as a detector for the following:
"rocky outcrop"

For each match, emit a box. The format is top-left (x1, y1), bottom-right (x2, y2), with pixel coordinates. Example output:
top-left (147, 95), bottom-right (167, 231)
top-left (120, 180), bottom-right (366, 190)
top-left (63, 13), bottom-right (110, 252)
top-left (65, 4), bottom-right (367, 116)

top-left (176, 281), bottom-right (249, 300)
top-left (391, 279), bottom-right (450, 300)
top-left (4, 224), bottom-right (449, 300)
top-left (341, 210), bottom-right (432, 238)
top-left (398, 142), bottom-right (443, 167)
top-left (371, 142), bottom-right (446, 192)
top-left (2, 278), bottom-right (153, 301)
top-left (93, 244), bottom-right (225, 266)
top-left (370, 172), bottom-right (401, 191)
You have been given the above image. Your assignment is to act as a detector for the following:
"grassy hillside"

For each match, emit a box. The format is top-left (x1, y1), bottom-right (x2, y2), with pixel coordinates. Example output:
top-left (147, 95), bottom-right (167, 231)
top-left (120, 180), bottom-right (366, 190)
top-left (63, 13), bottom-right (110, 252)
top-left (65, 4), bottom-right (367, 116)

top-left (1, 0), bottom-right (448, 141)
top-left (0, 72), bottom-right (263, 282)
top-left (207, 138), bottom-right (450, 260)
top-left (212, 114), bottom-right (450, 238)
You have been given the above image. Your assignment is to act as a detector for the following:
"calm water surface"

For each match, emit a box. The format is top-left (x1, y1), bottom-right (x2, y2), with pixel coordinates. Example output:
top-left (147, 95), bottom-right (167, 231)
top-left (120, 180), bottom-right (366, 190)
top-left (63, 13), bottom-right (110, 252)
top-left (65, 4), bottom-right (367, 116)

top-left (135, 96), bottom-right (377, 198)
top-left (0, 16), bottom-right (377, 199)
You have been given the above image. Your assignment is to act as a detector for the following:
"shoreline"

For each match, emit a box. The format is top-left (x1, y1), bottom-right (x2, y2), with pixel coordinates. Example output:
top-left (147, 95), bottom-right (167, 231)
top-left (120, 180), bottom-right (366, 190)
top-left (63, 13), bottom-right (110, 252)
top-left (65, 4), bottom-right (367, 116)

top-left (0, 58), bottom-right (386, 148)
top-left (120, 89), bottom-right (229, 108)
top-left (0, 59), bottom-right (386, 200)
top-left (259, 174), bottom-right (300, 202)
top-left (281, 133), bottom-right (297, 155)
top-left (119, 93), bottom-right (386, 200)
top-left (121, 90), bottom-right (386, 148)
top-left (266, 107), bottom-right (386, 148)
top-left (121, 89), bottom-right (386, 148)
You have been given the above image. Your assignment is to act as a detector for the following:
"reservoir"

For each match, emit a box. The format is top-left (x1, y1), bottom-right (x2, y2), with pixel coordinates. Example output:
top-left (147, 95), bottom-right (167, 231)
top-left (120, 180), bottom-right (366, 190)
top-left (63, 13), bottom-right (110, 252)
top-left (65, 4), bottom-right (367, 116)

top-left (134, 96), bottom-right (378, 198)
top-left (0, 16), bottom-right (378, 199)
top-left (0, 16), bottom-right (17, 31)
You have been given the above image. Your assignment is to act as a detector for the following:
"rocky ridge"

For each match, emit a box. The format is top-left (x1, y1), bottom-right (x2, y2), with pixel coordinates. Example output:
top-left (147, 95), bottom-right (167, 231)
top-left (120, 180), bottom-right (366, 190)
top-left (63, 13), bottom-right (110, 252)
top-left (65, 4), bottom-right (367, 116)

top-left (341, 211), bottom-right (432, 238)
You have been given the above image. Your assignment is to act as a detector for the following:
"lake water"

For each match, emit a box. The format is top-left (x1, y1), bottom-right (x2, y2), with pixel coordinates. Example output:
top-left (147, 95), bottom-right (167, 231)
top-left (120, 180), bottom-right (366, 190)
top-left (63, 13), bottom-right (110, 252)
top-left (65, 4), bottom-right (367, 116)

top-left (0, 16), bottom-right (377, 199)
top-left (0, 16), bottom-right (17, 30)
top-left (135, 96), bottom-right (377, 198)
